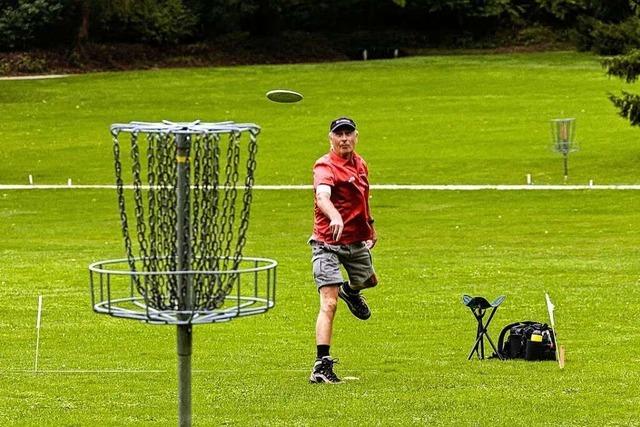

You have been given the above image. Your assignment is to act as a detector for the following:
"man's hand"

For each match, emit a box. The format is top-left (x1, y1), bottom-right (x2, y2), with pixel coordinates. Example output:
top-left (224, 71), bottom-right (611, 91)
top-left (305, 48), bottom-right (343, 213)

top-left (365, 228), bottom-right (377, 249)
top-left (329, 215), bottom-right (344, 241)
top-left (317, 191), bottom-right (344, 242)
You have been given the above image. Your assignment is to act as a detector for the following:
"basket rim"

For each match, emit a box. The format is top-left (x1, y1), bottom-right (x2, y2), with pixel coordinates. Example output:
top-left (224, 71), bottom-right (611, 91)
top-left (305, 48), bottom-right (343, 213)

top-left (89, 255), bottom-right (278, 276)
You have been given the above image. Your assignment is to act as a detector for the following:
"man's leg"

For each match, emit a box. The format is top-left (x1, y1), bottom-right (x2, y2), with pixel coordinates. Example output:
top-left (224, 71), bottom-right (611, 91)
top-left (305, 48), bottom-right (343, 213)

top-left (316, 284), bottom-right (339, 349)
top-left (338, 280), bottom-right (373, 320)
top-left (309, 241), bottom-right (344, 383)
top-left (339, 243), bottom-right (377, 320)
top-left (310, 284), bottom-right (342, 383)
top-left (348, 273), bottom-right (378, 291)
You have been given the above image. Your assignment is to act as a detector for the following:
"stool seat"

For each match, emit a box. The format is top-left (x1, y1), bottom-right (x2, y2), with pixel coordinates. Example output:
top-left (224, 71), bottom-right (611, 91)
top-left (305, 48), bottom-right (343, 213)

top-left (462, 294), bottom-right (506, 360)
top-left (463, 295), bottom-right (505, 310)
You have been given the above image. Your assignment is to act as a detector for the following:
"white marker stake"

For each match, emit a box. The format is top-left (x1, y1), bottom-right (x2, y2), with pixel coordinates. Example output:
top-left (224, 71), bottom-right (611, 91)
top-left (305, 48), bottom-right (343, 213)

top-left (545, 292), bottom-right (564, 369)
top-left (526, 174), bottom-right (532, 185)
top-left (67, 178), bottom-right (72, 187)
top-left (29, 174), bottom-right (33, 185)
top-left (35, 295), bottom-right (43, 371)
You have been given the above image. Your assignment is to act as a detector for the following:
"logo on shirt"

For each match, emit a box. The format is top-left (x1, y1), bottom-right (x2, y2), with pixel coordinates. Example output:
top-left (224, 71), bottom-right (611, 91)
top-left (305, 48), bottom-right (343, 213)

top-left (348, 176), bottom-right (356, 183)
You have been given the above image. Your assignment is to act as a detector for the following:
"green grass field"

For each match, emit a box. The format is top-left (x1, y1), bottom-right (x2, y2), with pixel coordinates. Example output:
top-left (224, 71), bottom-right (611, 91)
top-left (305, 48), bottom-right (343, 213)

top-left (1, 52), bottom-right (640, 426)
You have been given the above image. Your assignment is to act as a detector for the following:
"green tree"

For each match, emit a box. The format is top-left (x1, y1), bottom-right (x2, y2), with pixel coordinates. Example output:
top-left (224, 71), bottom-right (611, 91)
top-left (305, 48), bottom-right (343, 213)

top-left (601, 1), bottom-right (640, 126)
top-left (603, 49), bottom-right (640, 126)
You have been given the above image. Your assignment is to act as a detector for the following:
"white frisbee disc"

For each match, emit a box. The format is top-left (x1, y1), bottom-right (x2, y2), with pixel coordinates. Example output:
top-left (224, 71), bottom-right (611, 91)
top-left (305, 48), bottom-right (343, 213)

top-left (266, 89), bottom-right (303, 103)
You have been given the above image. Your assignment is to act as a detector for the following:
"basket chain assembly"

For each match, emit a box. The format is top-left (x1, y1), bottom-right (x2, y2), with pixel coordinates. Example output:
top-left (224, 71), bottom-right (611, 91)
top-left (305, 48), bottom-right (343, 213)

top-left (111, 125), bottom-right (259, 312)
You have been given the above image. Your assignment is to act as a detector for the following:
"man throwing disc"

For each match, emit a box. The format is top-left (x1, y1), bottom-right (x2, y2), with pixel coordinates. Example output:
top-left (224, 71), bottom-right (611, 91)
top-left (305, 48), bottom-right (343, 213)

top-left (308, 117), bottom-right (378, 384)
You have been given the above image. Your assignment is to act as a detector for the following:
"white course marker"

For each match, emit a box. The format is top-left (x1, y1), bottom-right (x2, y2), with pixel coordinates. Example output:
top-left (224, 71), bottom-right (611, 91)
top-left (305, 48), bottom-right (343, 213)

top-left (526, 174), bottom-right (532, 185)
top-left (28, 174), bottom-right (33, 185)
top-left (34, 295), bottom-right (43, 371)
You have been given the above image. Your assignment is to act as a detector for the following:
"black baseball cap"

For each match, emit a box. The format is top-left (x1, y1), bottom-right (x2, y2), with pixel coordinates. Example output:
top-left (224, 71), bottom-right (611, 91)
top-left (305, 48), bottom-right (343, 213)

top-left (330, 117), bottom-right (356, 133)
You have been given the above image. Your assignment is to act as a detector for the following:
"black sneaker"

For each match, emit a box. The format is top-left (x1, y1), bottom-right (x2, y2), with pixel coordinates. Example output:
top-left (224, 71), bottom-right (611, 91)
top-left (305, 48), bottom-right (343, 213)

top-left (309, 356), bottom-right (341, 384)
top-left (339, 283), bottom-right (371, 320)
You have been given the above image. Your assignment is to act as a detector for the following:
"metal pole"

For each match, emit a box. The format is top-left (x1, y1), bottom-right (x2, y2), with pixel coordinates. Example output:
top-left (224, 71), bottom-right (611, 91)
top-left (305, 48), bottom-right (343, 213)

top-left (563, 153), bottom-right (568, 182)
top-left (176, 133), bottom-right (193, 427)
top-left (177, 324), bottom-right (192, 427)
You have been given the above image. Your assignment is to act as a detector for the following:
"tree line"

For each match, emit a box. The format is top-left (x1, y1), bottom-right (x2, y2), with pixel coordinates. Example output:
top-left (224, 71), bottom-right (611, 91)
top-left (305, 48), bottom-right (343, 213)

top-left (4, 0), bottom-right (640, 129)
top-left (1, 0), bottom-right (640, 54)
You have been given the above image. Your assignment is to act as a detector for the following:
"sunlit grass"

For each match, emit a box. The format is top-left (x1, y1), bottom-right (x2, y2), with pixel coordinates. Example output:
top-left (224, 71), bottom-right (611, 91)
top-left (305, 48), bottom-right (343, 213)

top-left (1, 52), bottom-right (639, 425)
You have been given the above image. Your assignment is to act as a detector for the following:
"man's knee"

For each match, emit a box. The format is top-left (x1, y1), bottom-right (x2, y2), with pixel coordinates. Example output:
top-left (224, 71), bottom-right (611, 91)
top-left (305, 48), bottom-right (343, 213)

top-left (320, 297), bottom-right (338, 314)
top-left (319, 285), bottom-right (339, 313)
top-left (364, 273), bottom-right (378, 288)
top-left (351, 274), bottom-right (378, 291)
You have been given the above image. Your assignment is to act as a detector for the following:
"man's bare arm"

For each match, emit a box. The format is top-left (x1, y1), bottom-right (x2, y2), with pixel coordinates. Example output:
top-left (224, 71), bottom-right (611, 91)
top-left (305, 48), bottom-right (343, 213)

top-left (316, 191), bottom-right (343, 241)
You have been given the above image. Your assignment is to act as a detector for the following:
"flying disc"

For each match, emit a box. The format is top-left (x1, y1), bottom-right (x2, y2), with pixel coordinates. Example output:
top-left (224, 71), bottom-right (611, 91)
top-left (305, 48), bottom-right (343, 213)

top-left (266, 89), bottom-right (303, 103)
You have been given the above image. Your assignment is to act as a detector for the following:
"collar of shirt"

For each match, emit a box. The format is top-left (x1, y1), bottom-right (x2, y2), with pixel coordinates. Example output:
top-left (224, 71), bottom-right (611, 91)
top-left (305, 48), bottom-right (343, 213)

top-left (329, 149), bottom-right (357, 166)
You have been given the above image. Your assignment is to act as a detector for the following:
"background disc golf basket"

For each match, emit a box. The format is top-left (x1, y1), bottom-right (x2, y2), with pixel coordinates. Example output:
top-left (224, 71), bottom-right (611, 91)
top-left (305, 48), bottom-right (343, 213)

top-left (89, 120), bottom-right (277, 426)
top-left (550, 118), bottom-right (578, 181)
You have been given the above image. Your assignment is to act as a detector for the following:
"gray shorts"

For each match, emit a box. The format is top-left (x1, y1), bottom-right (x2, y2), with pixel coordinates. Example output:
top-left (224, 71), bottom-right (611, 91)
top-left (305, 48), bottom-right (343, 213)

top-left (310, 240), bottom-right (376, 290)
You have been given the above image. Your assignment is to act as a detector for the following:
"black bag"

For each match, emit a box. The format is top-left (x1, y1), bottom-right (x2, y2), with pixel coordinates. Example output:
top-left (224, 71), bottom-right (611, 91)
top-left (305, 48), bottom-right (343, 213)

top-left (496, 321), bottom-right (556, 361)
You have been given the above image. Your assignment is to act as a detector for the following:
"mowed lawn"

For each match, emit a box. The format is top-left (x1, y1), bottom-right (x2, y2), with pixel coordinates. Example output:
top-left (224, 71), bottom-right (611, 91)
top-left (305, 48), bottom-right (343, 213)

top-left (0, 189), bottom-right (638, 425)
top-left (0, 51), bottom-right (639, 186)
top-left (1, 52), bottom-right (640, 425)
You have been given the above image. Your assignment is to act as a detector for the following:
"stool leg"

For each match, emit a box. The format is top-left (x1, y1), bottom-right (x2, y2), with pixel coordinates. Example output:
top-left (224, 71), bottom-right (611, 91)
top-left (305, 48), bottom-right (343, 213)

top-left (468, 310), bottom-right (485, 360)
top-left (485, 306), bottom-right (499, 327)
top-left (478, 309), bottom-right (486, 359)
top-left (468, 334), bottom-right (483, 360)
top-left (483, 306), bottom-right (500, 359)
top-left (485, 333), bottom-right (502, 360)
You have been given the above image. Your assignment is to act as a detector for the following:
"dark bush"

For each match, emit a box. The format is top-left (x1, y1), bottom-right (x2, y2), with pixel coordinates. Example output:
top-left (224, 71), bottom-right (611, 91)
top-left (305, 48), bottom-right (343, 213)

top-left (93, 0), bottom-right (197, 45)
top-left (0, 0), bottom-right (64, 51)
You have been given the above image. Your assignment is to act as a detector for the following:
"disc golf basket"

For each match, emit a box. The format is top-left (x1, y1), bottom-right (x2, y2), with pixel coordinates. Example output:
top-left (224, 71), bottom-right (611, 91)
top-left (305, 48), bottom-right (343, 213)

top-left (89, 120), bottom-right (277, 426)
top-left (550, 118), bottom-right (579, 181)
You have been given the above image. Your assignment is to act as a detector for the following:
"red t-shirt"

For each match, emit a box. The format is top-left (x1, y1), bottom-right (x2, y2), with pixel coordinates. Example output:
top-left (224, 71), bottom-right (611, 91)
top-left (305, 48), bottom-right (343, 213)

top-left (312, 150), bottom-right (374, 244)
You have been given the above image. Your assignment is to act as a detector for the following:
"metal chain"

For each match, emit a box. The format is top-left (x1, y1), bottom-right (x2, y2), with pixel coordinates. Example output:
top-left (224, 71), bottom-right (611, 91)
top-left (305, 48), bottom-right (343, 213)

top-left (162, 133), bottom-right (179, 308)
top-left (146, 132), bottom-right (167, 308)
top-left (201, 133), bottom-right (222, 308)
top-left (222, 131), bottom-right (241, 269)
top-left (191, 133), bottom-right (202, 266)
top-left (223, 128), bottom-right (258, 296)
top-left (232, 128), bottom-right (258, 267)
top-left (193, 132), bottom-right (218, 308)
top-left (115, 124), bottom-right (259, 312)
top-left (113, 130), bottom-right (140, 295)
top-left (131, 131), bottom-right (149, 263)
top-left (191, 133), bottom-right (204, 307)
top-left (131, 131), bottom-right (166, 308)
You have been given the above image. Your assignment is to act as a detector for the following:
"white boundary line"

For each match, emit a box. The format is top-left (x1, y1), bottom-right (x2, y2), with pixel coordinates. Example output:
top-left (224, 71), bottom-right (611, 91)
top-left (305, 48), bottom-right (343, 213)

top-left (1, 184), bottom-right (640, 191)
top-left (4, 368), bottom-right (317, 374)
